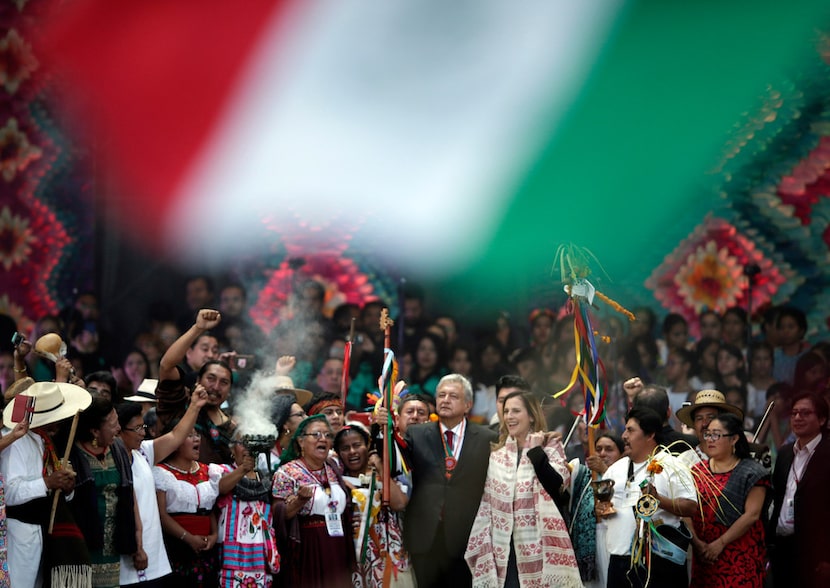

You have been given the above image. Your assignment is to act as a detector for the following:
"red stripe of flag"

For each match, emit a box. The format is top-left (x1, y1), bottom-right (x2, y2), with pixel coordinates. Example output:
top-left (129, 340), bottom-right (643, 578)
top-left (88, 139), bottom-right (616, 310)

top-left (42, 0), bottom-right (293, 246)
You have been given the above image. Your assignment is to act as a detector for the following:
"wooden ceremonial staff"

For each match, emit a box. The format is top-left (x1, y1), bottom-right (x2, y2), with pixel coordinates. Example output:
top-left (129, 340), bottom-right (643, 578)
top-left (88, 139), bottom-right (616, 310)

top-left (48, 409), bottom-right (80, 534)
top-left (379, 309), bottom-right (394, 508)
top-left (587, 425), bottom-right (597, 481)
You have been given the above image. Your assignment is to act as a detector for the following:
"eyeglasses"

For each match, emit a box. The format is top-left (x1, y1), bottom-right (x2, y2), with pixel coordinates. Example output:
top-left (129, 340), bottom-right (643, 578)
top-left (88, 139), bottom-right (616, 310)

top-left (702, 431), bottom-right (734, 442)
top-left (302, 431), bottom-right (334, 440)
top-left (290, 411), bottom-right (306, 419)
top-left (126, 424), bottom-right (148, 433)
top-left (791, 409), bottom-right (816, 418)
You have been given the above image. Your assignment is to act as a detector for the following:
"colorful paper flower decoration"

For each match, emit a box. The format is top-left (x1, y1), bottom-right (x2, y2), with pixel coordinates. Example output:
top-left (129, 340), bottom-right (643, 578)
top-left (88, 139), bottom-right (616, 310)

top-left (0, 29), bottom-right (39, 95)
top-left (674, 240), bottom-right (744, 313)
top-left (250, 252), bottom-right (377, 335)
top-left (646, 216), bottom-right (787, 326)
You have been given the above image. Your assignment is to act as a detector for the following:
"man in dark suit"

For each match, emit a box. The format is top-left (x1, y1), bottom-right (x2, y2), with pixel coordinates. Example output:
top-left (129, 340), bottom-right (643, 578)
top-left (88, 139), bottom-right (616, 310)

top-left (769, 391), bottom-right (830, 588)
top-left (404, 373), bottom-right (498, 588)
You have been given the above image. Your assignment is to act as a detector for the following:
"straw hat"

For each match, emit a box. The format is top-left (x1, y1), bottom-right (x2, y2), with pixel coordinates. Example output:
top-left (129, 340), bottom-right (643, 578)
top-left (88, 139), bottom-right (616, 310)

top-left (267, 374), bottom-right (313, 406)
top-left (3, 376), bottom-right (35, 405)
top-left (123, 378), bottom-right (159, 403)
top-left (3, 381), bottom-right (92, 428)
top-left (675, 389), bottom-right (744, 428)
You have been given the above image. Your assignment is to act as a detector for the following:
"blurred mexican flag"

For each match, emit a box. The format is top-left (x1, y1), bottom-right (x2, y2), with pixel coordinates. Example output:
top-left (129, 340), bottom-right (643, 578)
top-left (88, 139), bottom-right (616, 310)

top-left (47, 0), bottom-right (830, 307)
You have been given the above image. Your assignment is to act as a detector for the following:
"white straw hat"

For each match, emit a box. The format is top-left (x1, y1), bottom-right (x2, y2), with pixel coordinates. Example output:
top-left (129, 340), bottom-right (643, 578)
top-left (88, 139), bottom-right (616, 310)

top-left (3, 381), bottom-right (92, 428)
top-left (123, 378), bottom-right (159, 403)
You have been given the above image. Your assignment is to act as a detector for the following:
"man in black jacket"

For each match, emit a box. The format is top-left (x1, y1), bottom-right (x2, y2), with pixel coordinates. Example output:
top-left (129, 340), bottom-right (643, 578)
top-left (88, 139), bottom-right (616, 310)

top-left (769, 391), bottom-right (830, 588)
top-left (404, 373), bottom-right (498, 588)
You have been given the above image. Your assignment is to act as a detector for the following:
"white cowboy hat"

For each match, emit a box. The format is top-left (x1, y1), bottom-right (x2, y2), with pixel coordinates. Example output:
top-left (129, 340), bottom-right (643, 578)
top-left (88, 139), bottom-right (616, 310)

top-left (123, 378), bottom-right (159, 403)
top-left (3, 381), bottom-right (92, 428)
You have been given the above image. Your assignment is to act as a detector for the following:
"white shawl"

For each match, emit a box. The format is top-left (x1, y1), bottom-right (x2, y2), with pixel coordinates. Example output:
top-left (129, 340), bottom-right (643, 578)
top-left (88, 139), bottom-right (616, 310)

top-left (464, 436), bottom-right (583, 588)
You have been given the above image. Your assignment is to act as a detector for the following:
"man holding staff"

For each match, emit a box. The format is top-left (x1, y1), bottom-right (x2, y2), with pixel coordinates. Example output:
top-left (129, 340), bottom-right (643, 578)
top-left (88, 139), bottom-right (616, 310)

top-left (1, 381), bottom-right (92, 588)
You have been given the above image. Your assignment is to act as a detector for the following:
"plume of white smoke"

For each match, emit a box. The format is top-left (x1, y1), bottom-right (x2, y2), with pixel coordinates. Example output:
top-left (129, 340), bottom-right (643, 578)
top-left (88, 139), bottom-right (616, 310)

top-left (233, 369), bottom-right (280, 438)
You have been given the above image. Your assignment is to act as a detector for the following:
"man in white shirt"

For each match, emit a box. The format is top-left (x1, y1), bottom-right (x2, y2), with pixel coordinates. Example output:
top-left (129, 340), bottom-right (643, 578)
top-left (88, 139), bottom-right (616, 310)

top-left (1, 381), bottom-right (92, 588)
top-left (603, 406), bottom-right (697, 588)
top-left (770, 391), bottom-right (830, 588)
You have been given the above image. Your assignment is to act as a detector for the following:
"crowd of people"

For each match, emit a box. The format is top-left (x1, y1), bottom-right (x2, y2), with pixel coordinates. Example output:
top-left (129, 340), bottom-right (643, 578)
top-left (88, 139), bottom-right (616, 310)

top-left (0, 276), bottom-right (828, 588)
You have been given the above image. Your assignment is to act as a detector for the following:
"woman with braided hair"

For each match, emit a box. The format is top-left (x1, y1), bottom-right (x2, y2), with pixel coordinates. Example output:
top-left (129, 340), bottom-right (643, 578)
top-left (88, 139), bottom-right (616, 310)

top-left (215, 433), bottom-right (279, 587)
top-left (335, 425), bottom-right (413, 588)
top-left (271, 415), bottom-right (354, 588)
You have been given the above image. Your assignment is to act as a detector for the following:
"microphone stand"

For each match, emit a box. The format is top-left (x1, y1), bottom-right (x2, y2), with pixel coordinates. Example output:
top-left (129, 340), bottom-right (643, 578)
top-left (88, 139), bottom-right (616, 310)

top-left (744, 263), bottom-right (760, 356)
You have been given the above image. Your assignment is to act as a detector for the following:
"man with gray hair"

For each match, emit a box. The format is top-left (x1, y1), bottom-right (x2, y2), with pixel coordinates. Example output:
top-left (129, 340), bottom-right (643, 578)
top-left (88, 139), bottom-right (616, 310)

top-left (403, 373), bottom-right (498, 587)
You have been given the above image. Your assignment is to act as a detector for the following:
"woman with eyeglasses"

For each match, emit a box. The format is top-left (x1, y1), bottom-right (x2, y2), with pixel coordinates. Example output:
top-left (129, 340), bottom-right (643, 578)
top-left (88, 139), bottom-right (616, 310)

top-left (690, 413), bottom-right (769, 588)
top-left (271, 415), bottom-right (354, 588)
top-left (116, 386), bottom-right (207, 587)
top-left (153, 413), bottom-right (225, 587)
top-left (256, 394), bottom-right (307, 475)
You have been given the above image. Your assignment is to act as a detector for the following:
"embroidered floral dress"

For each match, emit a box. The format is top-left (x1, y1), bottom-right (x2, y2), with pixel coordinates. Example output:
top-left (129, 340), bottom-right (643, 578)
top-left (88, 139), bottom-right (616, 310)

top-left (217, 464), bottom-right (278, 588)
top-left (154, 462), bottom-right (222, 587)
top-left (79, 449), bottom-right (121, 588)
top-left (346, 474), bottom-right (412, 588)
top-left (271, 459), bottom-right (352, 588)
top-left (691, 460), bottom-right (769, 588)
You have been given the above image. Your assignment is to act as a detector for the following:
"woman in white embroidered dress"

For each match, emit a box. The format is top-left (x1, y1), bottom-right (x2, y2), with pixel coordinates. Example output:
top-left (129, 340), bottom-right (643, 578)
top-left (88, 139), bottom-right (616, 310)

top-left (153, 427), bottom-right (223, 587)
top-left (465, 391), bottom-right (582, 588)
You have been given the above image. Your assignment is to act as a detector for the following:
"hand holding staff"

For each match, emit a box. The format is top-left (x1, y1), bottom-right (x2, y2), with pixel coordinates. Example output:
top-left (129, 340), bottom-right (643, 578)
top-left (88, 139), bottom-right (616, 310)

top-left (48, 410), bottom-right (80, 534)
top-left (379, 309), bottom-right (394, 508)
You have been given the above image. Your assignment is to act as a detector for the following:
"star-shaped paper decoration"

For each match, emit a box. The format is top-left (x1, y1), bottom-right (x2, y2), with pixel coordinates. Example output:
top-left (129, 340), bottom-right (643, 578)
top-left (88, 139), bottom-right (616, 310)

top-left (0, 117), bottom-right (42, 182)
top-left (0, 29), bottom-right (39, 95)
top-left (645, 216), bottom-right (790, 330)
